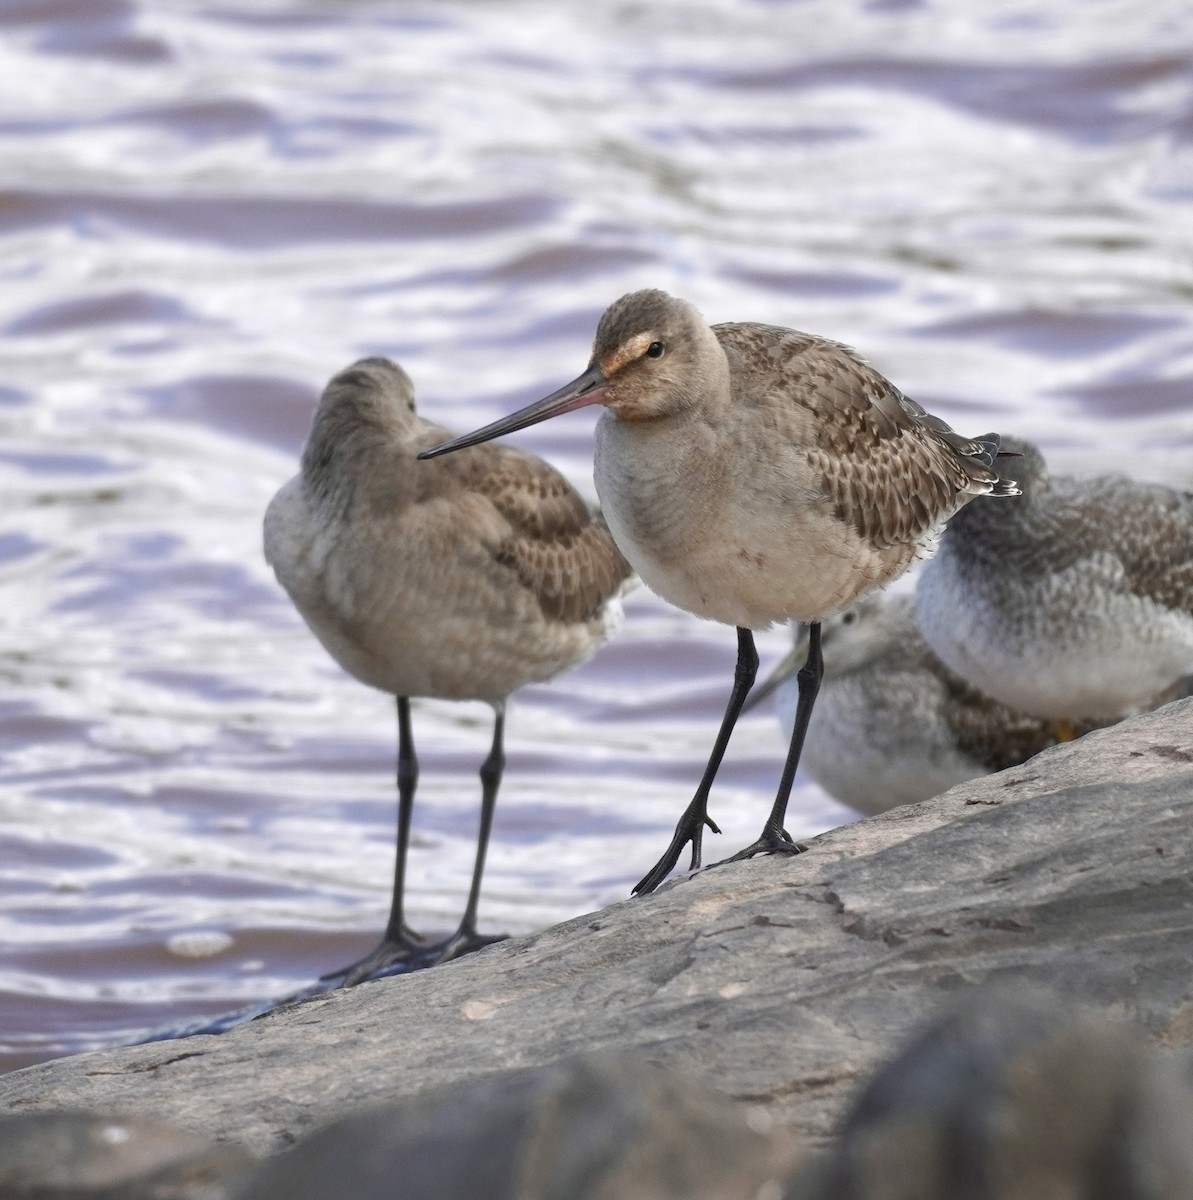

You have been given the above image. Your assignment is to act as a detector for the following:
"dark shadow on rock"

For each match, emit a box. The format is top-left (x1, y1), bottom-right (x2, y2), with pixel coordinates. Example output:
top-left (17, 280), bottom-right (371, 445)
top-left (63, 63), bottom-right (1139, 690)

top-left (787, 989), bottom-right (1193, 1200)
top-left (0, 1111), bottom-right (252, 1199)
top-left (232, 1055), bottom-right (802, 1200)
top-left (131, 946), bottom-right (467, 1045)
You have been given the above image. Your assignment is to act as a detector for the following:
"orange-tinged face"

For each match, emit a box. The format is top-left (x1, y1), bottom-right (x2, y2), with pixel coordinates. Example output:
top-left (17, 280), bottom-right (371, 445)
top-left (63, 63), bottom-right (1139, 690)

top-left (599, 332), bottom-right (654, 379)
top-left (416, 288), bottom-right (701, 460)
top-left (596, 334), bottom-right (685, 423)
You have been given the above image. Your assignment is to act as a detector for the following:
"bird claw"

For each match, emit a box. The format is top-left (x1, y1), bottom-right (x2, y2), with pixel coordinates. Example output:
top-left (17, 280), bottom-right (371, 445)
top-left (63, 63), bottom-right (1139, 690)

top-left (633, 801), bottom-right (721, 895)
top-left (718, 827), bottom-right (806, 866)
top-left (317, 932), bottom-right (430, 990)
top-left (329, 927), bottom-right (509, 988)
top-left (633, 853), bottom-right (679, 897)
top-left (428, 928), bottom-right (509, 966)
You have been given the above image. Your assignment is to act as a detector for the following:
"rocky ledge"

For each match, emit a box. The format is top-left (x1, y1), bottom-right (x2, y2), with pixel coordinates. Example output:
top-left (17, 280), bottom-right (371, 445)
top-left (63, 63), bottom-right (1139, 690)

top-left (1, 697), bottom-right (1192, 1197)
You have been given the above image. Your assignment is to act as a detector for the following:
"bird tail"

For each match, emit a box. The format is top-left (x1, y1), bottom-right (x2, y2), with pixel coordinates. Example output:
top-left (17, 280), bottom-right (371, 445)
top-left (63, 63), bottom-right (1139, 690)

top-left (952, 432), bottom-right (1021, 497)
top-left (899, 395), bottom-right (1023, 498)
top-left (975, 434), bottom-right (1023, 496)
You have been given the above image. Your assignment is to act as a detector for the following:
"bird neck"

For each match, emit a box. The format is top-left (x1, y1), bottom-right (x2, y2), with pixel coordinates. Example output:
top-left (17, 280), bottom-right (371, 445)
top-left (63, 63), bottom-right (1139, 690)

top-left (301, 406), bottom-right (395, 517)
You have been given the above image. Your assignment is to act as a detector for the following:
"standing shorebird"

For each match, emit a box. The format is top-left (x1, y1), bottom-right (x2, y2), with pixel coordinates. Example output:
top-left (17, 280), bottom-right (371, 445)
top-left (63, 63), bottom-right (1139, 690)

top-left (748, 595), bottom-right (1113, 814)
top-left (916, 436), bottom-right (1193, 722)
top-left (265, 357), bottom-right (632, 986)
top-left (419, 289), bottom-right (1018, 893)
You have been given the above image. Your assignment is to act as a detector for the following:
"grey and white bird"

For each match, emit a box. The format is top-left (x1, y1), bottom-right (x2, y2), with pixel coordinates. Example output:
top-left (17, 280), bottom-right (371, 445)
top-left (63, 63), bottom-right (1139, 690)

top-left (264, 357), bottom-right (632, 986)
top-left (419, 289), bottom-right (1018, 893)
top-left (916, 436), bottom-right (1193, 721)
top-left (749, 594), bottom-right (1114, 814)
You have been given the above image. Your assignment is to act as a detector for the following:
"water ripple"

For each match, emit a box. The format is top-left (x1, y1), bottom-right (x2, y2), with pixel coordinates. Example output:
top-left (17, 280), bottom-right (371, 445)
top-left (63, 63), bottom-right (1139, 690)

top-left (0, 0), bottom-right (1190, 1072)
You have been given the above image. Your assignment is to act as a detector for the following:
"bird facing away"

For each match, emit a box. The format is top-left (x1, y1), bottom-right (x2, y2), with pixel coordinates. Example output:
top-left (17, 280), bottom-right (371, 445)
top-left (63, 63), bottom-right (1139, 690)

top-left (264, 357), bottom-right (632, 986)
top-left (419, 289), bottom-right (1018, 893)
top-left (748, 594), bottom-right (1116, 815)
top-left (916, 436), bottom-right (1193, 721)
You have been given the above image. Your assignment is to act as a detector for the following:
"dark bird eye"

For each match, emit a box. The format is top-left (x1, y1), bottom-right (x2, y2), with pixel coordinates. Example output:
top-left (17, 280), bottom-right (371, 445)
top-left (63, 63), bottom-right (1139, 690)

top-left (646, 341), bottom-right (665, 359)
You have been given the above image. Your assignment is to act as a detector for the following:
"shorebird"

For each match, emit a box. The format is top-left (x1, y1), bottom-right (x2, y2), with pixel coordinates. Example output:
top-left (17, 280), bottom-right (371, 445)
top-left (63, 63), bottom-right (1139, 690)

top-left (747, 595), bottom-right (1114, 814)
top-left (264, 357), bottom-right (632, 986)
top-left (419, 289), bottom-right (1019, 893)
top-left (916, 436), bottom-right (1193, 722)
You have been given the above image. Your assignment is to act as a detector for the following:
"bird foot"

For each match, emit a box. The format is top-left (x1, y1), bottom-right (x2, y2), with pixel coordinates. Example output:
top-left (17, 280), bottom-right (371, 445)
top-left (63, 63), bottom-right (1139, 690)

top-left (716, 825), bottom-right (804, 867)
top-left (359, 928), bottom-right (508, 980)
top-left (633, 803), bottom-right (722, 896)
top-left (350, 926), bottom-right (508, 980)
top-left (249, 926), bottom-right (509, 1012)
top-left (424, 928), bottom-right (509, 967)
top-left (317, 931), bottom-right (430, 991)
top-left (1051, 718), bottom-right (1078, 743)
top-left (632, 853), bottom-right (680, 898)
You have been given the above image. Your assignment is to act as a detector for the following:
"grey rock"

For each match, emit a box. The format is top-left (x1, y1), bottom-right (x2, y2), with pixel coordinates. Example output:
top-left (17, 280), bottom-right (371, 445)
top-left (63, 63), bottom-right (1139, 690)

top-left (787, 989), bottom-right (1193, 1200)
top-left (233, 1054), bottom-right (802, 1200)
top-left (0, 1111), bottom-right (253, 1198)
top-left (0, 698), bottom-right (1190, 1161)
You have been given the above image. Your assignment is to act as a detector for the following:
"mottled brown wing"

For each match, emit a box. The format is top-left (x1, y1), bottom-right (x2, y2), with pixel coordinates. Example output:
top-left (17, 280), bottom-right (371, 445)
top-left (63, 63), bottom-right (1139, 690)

top-left (1136, 557), bottom-right (1193, 614)
top-left (716, 323), bottom-right (1002, 549)
top-left (941, 670), bottom-right (1061, 771)
top-left (416, 430), bottom-right (632, 625)
top-left (1092, 480), bottom-right (1193, 613)
top-left (940, 666), bottom-right (1111, 771)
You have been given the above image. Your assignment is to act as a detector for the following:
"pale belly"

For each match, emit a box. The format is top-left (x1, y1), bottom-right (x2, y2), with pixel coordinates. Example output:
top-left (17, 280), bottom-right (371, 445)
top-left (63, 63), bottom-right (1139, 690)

top-left (594, 412), bottom-right (926, 629)
top-left (623, 524), bottom-right (906, 629)
top-left (265, 479), bottom-right (622, 704)
top-left (917, 549), bottom-right (1193, 719)
top-left (778, 673), bottom-right (987, 813)
top-left (596, 447), bottom-right (913, 630)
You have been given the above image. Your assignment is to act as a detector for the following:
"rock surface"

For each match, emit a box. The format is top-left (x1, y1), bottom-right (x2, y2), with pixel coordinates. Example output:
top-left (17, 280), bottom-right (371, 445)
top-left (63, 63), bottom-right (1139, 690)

top-left (0, 1111), bottom-right (252, 1198)
top-left (237, 1054), bottom-right (803, 1200)
top-left (788, 991), bottom-right (1193, 1200)
top-left (0, 698), bottom-right (1190, 1160)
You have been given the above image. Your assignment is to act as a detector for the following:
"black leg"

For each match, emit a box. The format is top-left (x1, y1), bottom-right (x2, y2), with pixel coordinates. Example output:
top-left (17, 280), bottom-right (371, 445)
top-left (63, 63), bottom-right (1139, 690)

top-left (330, 696), bottom-right (427, 988)
top-left (153, 702), bottom-right (507, 1028)
top-left (721, 621), bottom-right (822, 864)
top-left (633, 627), bottom-right (758, 895)
top-left (383, 694), bottom-right (422, 946)
top-left (431, 700), bottom-right (510, 964)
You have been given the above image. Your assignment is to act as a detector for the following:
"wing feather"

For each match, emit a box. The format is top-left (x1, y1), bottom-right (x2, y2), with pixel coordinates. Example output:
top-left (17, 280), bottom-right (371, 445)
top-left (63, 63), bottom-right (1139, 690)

top-left (715, 323), bottom-right (1013, 550)
top-left (411, 430), bottom-right (632, 625)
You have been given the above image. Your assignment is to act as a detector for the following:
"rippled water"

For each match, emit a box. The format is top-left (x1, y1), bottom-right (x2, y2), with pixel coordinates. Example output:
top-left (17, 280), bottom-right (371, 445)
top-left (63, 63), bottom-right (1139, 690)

top-left (1, 0), bottom-right (1191, 1072)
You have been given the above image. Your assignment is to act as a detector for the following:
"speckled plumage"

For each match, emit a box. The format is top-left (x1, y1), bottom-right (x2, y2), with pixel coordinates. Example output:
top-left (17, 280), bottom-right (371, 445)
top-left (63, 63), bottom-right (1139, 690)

top-left (264, 357), bottom-right (631, 983)
top-left (266, 358), bottom-right (631, 703)
top-left (916, 437), bottom-right (1193, 720)
top-left (758, 596), bottom-right (1114, 815)
top-left (418, 289), bottom-right (1019, 892)
top-left (589, 294), bottom-right (1016, 629)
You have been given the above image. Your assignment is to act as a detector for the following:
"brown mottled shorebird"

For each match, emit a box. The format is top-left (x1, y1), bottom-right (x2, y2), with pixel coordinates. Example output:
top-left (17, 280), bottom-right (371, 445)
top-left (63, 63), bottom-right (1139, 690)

top-left (748, 595), bottom-right (1114, 814)
top-left (265, 357), bottom-right (632, 986)
top-left (419, 289), bottom-right (1018, 893)
top-left (916, 436), bottom-right (1193, 721)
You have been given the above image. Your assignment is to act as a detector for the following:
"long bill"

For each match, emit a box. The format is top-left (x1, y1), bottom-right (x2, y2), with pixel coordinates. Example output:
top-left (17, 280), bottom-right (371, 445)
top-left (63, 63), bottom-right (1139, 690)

top-left (418, 363), bottom-right (609, 460)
